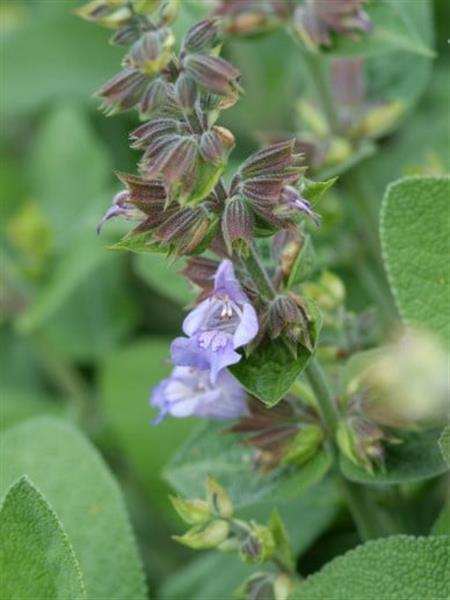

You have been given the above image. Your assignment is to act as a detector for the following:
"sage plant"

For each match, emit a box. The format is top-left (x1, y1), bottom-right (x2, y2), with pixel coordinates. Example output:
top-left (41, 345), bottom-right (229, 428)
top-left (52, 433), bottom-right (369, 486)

top-left (77, 1), bottom-right (449, 598)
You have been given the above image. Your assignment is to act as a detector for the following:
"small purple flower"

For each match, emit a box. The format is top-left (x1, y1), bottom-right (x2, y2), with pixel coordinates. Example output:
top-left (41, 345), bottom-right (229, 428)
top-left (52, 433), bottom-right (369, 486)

top-left (171, 259), bottom-right (258, 382)
top-left (96, 190), bottom-right (144, 234)
top-left (278, 185), bottom-right (321, 226)
top-left (150, 366), bottom-right (248, 422)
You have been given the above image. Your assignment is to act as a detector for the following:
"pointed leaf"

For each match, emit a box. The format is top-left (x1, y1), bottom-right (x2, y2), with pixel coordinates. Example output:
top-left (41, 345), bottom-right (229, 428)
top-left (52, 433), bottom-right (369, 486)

top-left (0, 476), bottom-right (86, 600)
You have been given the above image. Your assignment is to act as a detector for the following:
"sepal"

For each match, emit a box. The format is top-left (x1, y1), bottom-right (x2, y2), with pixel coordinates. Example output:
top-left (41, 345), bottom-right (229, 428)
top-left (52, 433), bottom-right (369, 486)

top-left (206, 475), bottom-right (234, 519)
top-left (173, 519), bottom-right (230, 549)
top-left (169, 495), bottom-right (211, 524)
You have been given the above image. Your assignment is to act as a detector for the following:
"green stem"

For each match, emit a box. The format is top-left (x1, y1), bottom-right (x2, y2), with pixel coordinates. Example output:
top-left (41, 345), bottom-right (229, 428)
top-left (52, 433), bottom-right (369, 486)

top-left (304, 356), bottom-right (339, 436)
top-left (244, 244), bottom-right (277, 301)
top-left (305, 356), bottom-right (387, 541)
top-left (340, 479), bottom-right (388, 541)
top-left (31, 333), bottom-right (91, 426)
top-left (300, 50), bottom-right (339, 134)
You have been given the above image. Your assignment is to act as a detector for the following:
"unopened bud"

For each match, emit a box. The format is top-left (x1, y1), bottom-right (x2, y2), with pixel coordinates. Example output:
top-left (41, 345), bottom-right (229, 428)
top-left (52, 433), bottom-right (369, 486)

top-left (206, 475), bottom-right (233, 519)
top-left (157, 0), bottom-right (180, 25)
top-left (175, 73), bottom-right (197, 111)
top-left (355, 101), bottom-right (405, 138)
top-left (274, 574), bottom-right (293, 600)
top-left (183, 19), bottom-right (219, 53)
top-left (124, 28), bottom-right (175, 75)
top-left (221, 195), bottom-right (254, 255)
top-left (169, 495), bottom-right (211, 524)
top-left (268, 295), bottom-right (303, 341)
top-left (282, 424), bottom-right (324, 465)
top-left (304, 271), bottom-right (345, 312)
top-left (239, 522), bottom-right (275, 564)
top-left (173, 519), bottom-right (230, 549)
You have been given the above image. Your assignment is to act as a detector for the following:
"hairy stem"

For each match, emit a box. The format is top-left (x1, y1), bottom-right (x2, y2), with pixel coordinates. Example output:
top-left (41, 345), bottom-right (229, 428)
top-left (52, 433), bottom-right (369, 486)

top-left (304, 356), bottom-right (339, 436)
top-left (300, 50), bottom-right (340, 134)
top-left (340, 479), bottom-right (389, 541)
top-left (244, 244), bottom-right (277, 301)
top-left (305, 355), bottom-right (388, 540)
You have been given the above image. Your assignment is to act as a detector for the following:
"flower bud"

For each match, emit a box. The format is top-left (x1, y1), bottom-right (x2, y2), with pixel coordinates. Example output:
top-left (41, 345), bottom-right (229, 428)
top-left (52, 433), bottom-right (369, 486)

top-left (268, 295), bottom-right (303, 342)
top-left (274, 574), bottom-right (294, 600)
top-left (173, 519), bottom-right (230, 549)
top-left (169, 495), bottom-right (211, 524)
top-left (238, 521), bottom-right (276, 564)
top-left (124, 28), bottom-right (175, 76)
top-left (199, 128), bottom-right (233, 166)
top-left (221, 196), bottom-right (254, 255)
top-left (206, 475), bottom-right (233, 519)
top-left (183, 19), bottom-right (219, 53)
top-left (76, 0), bottom-right (131, 28)
top-left (175, 73), bottom-right (197, 111)
top-left (139, 79), bottom-right (176, 117)
top-left (355, 100), bottom-right (405, 139)
top-left (95, 67), bottom-right (147, 115)
top-left (236, 573), bottom-right (275, 600)
top-left (282, 424), bottom-right (324, 465)
top-left (154, 206), bottom-right (215, 255)
top-left (157, 0), bottom-right (180, 26)
top-left (183, 54), bottom-right (241, 97)
top-left (303, 271), bottom-right (345, 312)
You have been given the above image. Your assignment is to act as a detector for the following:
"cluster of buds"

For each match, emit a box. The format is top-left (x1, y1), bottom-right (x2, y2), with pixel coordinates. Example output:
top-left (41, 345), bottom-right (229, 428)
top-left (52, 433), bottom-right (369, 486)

top-left (171, 476), bottom-right (295, 585)
top-left (293, 0), bottom-right (372, 51)
top-left (232, 392), bottom-right (324, 472)
top-left (269, 59), bottom-right (404, 174)
top-left (212, 0), bottom-right (289, 36)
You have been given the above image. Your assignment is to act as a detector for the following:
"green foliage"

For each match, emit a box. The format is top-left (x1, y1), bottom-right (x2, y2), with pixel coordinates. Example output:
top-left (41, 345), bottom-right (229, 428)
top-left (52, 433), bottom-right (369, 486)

top-left (329, 0), bottom-right (434, 58)
top-left (0, 417), bottom-right (147, 600)
top-left (0, 387), bottom-right (64, 432)
top-left (134, 253), bottom-right (195, 305)
top-left (0, 476), bottom-right (86, 600)
top-left (292, 535), bottom-right (449, 599)
top-left (380, 176), bottom-right (450, 342)
top-left (231, 340), bottom-right (312, 406)
top-left (340, 429), bottom-right (448, 484)
top-left (0, 2), bottom-right (123, 117)
top-left (165, 421), bottom-right (332, 508)
top-left (99, 338), bottom-right (196, 516)
top-left (439, 426), bottom-right (450, 466)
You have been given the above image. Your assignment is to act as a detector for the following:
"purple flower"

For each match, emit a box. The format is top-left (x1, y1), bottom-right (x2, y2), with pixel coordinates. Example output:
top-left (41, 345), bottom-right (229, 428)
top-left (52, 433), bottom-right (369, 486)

top-left (171, 259), bottom-right (258, 382)
top-left (96, 189), bottom-right (144, 234)
top-left (278, 185), bottom-right (321, 226)
top-left (150, 366), bottom-right (248, 422)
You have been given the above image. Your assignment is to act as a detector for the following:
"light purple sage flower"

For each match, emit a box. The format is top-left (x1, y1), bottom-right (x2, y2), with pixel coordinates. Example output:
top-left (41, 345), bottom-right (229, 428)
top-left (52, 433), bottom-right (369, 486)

top-left (150, 366), bottom-right (248, 422)
top-left (171, 259), bottom-right (258, 382)
top-left (278, 185), bottom-right (321, 226)
top-left (96, 190), bottom-right (144, 234)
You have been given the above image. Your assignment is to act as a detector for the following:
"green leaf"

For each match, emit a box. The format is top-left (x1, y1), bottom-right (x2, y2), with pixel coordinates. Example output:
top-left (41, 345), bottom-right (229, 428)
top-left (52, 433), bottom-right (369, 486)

top-left (380, 176), bottom-right (450, 342)
top-left (0, 476), bottom-right (86, 600)
top-left (160, 479), bottom-right (340, 600)
top-left (99, 338), bottom-right (197, 517)
top-left (165, 421), bottom-right (332, 509)
top-left (439, 426), bottom-right (450, 466)
top-left (287, 234), bottom-right (317, 288)
top-left (340, 429), bottom-right (448, 484)
top-left (42, 257), bottom-right (137, 361)
top-left (231, 340), bottom-right (312, 406)
top-left (328, 0), bottom-right (434, 58)
top-left (134, 254), bottom-right (195, 306)
top-left (0, 417), bottom-right (147, 600)
top-left (292, 535), bottom-right (449, 599)
top-left (0, 4), bottom-right (123, 117)
top-left (29, 105), bottom-right (110, 249)
top-left (17, 233), bottom-right (108, 333)
top-left (0, 387), bottom-right (65, 432)
top-left (431, 503), bottom-right (450, 537)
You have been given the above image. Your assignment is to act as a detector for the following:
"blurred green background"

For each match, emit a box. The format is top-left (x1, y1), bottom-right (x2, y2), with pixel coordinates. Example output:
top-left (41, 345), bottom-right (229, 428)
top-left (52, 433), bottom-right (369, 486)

top-left (1, 0), bottom-right (448, 596)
